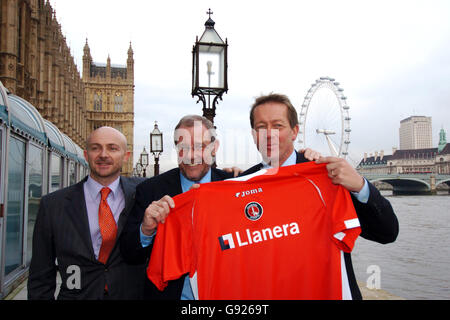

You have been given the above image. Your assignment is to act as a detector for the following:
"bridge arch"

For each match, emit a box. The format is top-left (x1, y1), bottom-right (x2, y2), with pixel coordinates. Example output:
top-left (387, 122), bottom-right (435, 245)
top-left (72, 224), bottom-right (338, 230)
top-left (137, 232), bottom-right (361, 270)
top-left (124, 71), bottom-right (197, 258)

top-left (436, 178), bottom-right (450, 188)
top-left (370, 177), bottom-right (431, 195)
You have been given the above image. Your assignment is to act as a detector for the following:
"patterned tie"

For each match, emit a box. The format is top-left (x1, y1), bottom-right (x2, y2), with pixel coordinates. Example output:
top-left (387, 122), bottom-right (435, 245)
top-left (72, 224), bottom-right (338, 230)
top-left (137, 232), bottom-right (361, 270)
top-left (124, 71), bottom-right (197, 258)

top-left (98, 187), bottom-right (117, 264)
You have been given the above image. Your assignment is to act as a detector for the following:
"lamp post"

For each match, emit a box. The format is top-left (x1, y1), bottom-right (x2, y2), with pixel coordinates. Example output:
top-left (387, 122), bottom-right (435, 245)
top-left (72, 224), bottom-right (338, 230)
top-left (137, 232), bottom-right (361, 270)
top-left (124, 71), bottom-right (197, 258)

top-left (192, 8), bottom-right (228, 124)
top-left (139, 147), bottom-right (149, 177)
top-left (135, 162), bottom-right (143, 177)
top-left (150, 121), bottom-right (163, 176)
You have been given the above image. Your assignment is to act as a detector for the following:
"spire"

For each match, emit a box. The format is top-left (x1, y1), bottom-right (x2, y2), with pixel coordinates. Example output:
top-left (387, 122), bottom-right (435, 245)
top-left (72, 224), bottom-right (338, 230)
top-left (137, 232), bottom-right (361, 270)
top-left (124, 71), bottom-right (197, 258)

top-left (83, 38), bottom-right (90, 56)
top-left (127, 42), bottom-right (134, 82)
top-left (82, 38), bottom-right (92, 80)
top-left (438, 128), bottom-right (447, 152)
top-left (106, 54), bottom-right (111, 78)
top-left (128, 41), bottom-right (133, 56)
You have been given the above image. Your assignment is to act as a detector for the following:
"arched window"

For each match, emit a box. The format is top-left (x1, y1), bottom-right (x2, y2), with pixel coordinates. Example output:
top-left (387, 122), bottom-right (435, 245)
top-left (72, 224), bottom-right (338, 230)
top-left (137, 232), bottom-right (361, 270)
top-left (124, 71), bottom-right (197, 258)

top-left (114, 92), bottom-right (123, 112)
top-left (94, 91), bottom-right (102, 111)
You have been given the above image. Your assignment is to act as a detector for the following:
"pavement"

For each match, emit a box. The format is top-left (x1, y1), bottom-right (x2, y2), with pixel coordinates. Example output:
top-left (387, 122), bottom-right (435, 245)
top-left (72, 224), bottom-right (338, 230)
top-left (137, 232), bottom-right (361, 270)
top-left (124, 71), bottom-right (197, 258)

top-left (3, 278), bottom-right (28, 300)
top-left (4, 278), bottom-right (404, 300)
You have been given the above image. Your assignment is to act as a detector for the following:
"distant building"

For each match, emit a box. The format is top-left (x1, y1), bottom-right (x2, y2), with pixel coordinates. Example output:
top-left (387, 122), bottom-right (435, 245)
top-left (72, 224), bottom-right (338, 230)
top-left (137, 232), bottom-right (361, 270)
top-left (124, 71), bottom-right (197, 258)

top-left (82, 40), bottom-right (135, 176)
top-left (0, 0), bottom-right (135, 176)
top-left (399, 116), bottom-right (432, 150)
top-left (357, 144), bottom-right (450, 175)
top-left (437, 143), bottom-right (450, 175)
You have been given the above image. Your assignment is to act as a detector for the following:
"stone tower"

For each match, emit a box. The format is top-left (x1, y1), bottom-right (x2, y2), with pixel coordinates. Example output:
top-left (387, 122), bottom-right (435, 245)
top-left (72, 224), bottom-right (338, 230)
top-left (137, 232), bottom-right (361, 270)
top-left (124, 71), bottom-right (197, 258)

top-left (82, 39), bottom-right (135, 176)
top-left (438, 128), bottom-right (447, 153)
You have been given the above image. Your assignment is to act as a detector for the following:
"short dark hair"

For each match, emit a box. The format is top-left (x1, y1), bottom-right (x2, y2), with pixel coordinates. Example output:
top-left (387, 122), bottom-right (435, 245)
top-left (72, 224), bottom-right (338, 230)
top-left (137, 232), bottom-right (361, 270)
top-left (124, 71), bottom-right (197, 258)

top-left (249, 93), bottom-right (298, 129)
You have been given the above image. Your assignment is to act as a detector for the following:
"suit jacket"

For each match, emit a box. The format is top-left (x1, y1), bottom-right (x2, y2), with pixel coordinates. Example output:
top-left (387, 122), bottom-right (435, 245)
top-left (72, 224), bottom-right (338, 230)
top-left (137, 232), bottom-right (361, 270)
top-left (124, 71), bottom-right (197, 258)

top-left (241, 151), bottom-right (399, 300)
top-left (28, 176), bottom-right (145, 300)
top-left (120, 167), bottom-right (234, 300)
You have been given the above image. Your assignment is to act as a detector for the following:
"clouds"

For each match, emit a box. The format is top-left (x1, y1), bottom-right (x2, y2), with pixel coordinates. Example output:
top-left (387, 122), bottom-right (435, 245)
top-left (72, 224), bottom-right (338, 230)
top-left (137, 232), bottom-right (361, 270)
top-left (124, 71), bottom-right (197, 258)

top-left (50, 0), bottom-right (450, 171)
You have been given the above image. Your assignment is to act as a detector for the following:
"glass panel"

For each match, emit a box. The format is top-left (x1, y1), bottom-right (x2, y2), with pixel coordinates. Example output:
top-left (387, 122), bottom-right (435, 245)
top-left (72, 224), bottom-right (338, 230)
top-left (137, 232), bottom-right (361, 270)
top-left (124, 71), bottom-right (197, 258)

top-left (0, 129), bottom-right (2, 268)
top-left (5, 136), bottom-right (25, 276)
top-left (68, 161), bottom-right (76, 186)
top-left (27, 145), bottom-right (43, 264)
top-left (94, 92), bottom-right (103, 111)
top-left (198, 46), bottom-right (225, 89)
top-left (0, 90), bottom-right (5, 105)
top-left (0, 129), bottom-right (2, 187)
top-left (79, 165), bottom-right (83, 182)
top-left (49, 153), bottom-right (62, 193)
top-left (114, 93), bottom-right (123, 112)
top-left (81, 165), bottom-right (88, 180)
top-left (8, 97), bottom-right (44, 133)
top-left (199, 28), bottom-right (224, 44)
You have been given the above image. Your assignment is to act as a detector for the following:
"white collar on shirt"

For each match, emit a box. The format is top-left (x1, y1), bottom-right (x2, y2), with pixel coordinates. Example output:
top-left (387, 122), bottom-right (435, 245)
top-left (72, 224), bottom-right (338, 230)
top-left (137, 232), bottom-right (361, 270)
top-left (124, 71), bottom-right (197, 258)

top-left (261, 150), bottom-right (297, 169)
top-left (84, 175), bottom-right (121, 200)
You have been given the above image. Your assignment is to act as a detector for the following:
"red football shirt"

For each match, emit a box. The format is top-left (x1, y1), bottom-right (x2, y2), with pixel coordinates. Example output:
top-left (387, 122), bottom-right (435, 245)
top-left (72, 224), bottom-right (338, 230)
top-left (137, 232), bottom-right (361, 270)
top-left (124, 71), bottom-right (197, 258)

top-left (147, 162), bottom-right (361, 299)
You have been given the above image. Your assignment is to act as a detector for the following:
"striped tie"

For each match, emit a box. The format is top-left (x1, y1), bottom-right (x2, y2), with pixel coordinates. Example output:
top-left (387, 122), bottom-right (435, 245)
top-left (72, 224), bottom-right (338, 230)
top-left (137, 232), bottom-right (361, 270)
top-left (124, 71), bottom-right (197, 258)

top-left (98, 187), bottom-right (117, 264)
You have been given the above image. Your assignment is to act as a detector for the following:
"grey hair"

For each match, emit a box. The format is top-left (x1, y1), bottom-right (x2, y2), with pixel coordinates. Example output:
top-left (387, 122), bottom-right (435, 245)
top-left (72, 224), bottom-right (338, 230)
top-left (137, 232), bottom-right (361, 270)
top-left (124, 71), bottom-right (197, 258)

top-left (174, 115), bottom-right (216, 144)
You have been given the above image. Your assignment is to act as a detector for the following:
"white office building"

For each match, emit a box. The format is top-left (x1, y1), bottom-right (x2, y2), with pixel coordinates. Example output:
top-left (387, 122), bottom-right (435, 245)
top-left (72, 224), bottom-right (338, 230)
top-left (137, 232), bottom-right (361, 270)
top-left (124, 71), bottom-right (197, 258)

top-left (399, 116), bottom-right (432, 150)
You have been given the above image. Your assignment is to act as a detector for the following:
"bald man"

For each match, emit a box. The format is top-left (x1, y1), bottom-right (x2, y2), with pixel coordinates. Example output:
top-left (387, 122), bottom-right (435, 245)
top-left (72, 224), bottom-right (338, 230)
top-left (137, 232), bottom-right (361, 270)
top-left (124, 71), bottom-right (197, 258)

top-left (28, 127), bottom-right (145, 300)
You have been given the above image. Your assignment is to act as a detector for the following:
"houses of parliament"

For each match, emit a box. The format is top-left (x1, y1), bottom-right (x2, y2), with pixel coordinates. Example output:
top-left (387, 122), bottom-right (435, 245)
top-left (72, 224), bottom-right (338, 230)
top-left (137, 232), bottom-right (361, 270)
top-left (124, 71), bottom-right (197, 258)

top-left (0, 0), bottom-right (135, 175)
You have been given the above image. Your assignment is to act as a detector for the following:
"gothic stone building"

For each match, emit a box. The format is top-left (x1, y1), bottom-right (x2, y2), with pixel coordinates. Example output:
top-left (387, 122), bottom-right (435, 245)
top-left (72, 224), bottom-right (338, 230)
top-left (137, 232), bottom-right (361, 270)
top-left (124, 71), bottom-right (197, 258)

top-left (82, 40), bottom-right (135, 176)
top-left (0, 0), bottom-right (134, 175)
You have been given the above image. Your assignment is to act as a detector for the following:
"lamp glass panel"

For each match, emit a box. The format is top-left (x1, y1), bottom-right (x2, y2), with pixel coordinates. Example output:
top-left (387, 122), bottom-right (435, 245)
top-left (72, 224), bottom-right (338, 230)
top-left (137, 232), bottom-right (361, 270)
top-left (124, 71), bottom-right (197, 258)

top-left (199, 28), bottom-right (224, 44)
top-left (198, 45), bottom-right (224, 89)
top-left (151, 135), bottom-right (163, 152)
top-left (141, 153), bottom-right (148, 166)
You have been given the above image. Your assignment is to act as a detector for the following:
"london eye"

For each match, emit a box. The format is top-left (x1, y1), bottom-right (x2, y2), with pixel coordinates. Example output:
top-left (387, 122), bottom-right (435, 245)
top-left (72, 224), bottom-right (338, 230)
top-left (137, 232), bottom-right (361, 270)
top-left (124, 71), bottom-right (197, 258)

top-left (298, 76), bottom-right (351, 158)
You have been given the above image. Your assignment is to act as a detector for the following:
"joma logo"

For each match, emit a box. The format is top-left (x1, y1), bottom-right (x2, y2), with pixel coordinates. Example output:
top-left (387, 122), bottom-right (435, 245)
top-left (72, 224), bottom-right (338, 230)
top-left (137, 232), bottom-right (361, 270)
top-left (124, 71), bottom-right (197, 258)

top-left (235, 187), bottom-right (263, 198)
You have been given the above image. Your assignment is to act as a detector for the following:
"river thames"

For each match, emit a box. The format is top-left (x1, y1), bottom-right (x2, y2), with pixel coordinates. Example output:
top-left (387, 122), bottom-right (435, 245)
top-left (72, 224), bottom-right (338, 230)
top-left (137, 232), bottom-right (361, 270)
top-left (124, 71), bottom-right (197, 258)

top-left (352, 191), bottom-right (450, 299)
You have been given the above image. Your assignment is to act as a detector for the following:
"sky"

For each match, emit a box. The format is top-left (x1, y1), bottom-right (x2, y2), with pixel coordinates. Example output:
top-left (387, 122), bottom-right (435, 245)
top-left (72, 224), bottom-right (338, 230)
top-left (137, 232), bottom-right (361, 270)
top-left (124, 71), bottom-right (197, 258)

top-left (50, 0), bottom-right (450, 173)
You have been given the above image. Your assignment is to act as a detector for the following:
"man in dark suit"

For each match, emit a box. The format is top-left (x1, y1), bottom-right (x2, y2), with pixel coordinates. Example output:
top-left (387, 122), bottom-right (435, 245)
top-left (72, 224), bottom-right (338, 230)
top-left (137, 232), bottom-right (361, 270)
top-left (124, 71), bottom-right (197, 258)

top-left (242, 93), bottom-right (399, 300)
top-left (28, 127), bottom-right (145, 300)
top-left (120, 115), bottom-right (235, 299)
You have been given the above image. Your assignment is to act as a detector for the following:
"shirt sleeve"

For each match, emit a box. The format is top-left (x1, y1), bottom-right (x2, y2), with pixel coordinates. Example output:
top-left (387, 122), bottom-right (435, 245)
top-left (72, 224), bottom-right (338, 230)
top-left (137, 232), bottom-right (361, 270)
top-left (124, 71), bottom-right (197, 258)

top-left (350, 178), bottom-right (370, 204)
top-left (146, 189), bottom-right (197, 291)
top-left (330, 185), bottom-right (361, 253)
top-left (139, 224), bottom-right (156, 247)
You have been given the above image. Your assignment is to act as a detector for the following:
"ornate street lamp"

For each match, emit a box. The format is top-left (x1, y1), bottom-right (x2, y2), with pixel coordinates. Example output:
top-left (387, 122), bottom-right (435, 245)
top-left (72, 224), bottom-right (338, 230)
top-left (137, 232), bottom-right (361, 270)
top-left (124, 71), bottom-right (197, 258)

top-left (192, 8), bottom-right (228, 124)
top-left (135, 162), bottom-right (143, 177)
top-left (150, 121), bottom-right (163, 176)
top-left (139, 147), bottom-right (149, 177)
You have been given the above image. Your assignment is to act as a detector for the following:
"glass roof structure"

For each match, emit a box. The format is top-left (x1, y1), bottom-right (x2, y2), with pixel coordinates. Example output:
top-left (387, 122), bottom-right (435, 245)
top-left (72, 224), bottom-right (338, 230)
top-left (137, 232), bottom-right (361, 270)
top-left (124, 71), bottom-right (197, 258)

top-left (0, 82), bottom-right (85, 163)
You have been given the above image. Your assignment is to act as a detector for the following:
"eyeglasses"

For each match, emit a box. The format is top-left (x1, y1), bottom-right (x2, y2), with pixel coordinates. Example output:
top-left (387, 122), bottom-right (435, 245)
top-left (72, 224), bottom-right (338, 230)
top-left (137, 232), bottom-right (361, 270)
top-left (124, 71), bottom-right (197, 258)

top-left (175, 142), bottom-right (212, 153)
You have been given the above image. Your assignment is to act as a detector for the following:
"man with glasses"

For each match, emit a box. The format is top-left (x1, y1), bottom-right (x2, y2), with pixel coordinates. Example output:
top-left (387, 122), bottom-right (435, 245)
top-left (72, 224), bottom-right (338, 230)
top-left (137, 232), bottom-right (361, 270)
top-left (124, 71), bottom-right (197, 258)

top-left (120, 115), bottom-right (233, 299)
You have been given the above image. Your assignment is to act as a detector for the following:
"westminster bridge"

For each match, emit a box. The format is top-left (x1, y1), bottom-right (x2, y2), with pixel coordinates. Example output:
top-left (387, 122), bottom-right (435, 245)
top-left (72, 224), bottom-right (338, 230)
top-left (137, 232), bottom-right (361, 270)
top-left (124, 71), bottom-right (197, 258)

top-left (362, 173), bottom-right (450, 195)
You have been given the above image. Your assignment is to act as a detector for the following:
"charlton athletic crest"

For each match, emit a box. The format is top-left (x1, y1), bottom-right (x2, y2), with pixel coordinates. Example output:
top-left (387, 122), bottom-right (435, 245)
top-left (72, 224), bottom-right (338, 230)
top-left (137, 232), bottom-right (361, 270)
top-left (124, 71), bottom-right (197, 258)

top-left (245, 202), bottom-right (263, 221)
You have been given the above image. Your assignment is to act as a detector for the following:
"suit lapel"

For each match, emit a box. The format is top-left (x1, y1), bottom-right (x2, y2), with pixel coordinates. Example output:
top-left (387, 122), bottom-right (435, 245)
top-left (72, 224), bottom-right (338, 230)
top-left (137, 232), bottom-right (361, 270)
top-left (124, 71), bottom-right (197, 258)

top-left (64, 178), bottom-right (96, 259)
top-left (211, 168), bottom-right (221, 182)
top-left (296, 150), bottom-right (309, 164)
top-left (116, 177), bottom-right (135, 237)
top-left (252, 163), bottom-right (265, 174)
top-left (167, 168), bottom-right (183, 196)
